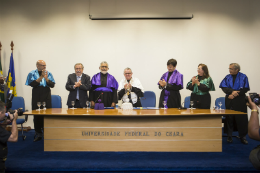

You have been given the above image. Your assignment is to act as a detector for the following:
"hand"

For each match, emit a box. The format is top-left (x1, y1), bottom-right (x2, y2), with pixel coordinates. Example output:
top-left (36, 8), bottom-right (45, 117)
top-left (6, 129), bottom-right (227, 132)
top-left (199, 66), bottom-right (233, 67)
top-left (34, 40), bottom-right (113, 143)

top-left (159, 79), bottom-right (167, 87)
top-left (8, 113), bottom-right (14, 120)
top-left (74, 81), bottom-right (81, 88)
top-left (13, 110), bottom-right (18, 121)
top-left (232, 91), bottom-right (240, 97)
top-left (111, 102), bottom-right (115, 107)
top-left (40, 70), bottom-right (45, 77)
top-left (0, 77), bottom-right (6, 84)
top-left (42, 70), bottom-right (48, 80)
top-left (91, 101), bottom-right (95, 107)
top-left (228, 95), bottom-right (235, 100)
top-left (247, 96), bottom-right (258, 110)
top-left (194, 78), bottom-right (200, 85)
top-left (76, 80), bottom-right (82, 87)
top-left (191, 76), bottom-right (196, 85)
top-left (128, 83), bottom-right (132, 89)
top-left (124, 84), bottom-right (128, 89)
top-left (8, 110), bottom-right (18, 121)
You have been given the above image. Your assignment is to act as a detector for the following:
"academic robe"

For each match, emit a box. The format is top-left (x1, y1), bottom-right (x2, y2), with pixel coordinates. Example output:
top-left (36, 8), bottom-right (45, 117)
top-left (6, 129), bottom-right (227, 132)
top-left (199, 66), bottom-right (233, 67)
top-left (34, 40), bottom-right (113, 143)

top-left (158, 70), bottom-right (183, 108)
top-left (90, 73), bottom-right (118, 107)
top-left (186, 76), bottom-right (215, 109)
top-left (25, 70), bottom-right (55, 135)
top-left (118, 77), bottom-right (144, 107)
top-left (219, 72), bottom-right (250, 137)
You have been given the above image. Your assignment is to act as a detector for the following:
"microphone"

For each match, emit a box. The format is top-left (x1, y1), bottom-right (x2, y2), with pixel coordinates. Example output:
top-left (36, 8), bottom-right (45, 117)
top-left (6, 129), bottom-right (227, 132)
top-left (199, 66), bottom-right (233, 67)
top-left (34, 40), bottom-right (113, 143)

top-left (94, 93), bottom-right (103, 103)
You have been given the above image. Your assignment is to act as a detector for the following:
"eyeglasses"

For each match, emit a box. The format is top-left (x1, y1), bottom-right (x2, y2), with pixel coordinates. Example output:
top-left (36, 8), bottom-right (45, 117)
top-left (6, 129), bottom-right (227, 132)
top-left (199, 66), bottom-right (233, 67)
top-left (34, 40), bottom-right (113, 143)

top-left (101, 66), bottom-right (108, 68)
top-left (39, 65), bottom-right (46, 67)
top-left (124, 73), bottom-right (132, 75)
top-left (75, 68), bottom-right (82, 70)
top-left (228, 68), bottom-right (235, 70)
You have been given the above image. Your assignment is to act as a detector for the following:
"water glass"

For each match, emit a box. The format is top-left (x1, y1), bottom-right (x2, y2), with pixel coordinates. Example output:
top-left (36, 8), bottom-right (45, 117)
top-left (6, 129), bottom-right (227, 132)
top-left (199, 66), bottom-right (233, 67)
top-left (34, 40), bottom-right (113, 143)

top-left (42, 102), bottom-right (46, 110)
top-left (71, 101), bottom-right (75, 109)
top-left (37, 102), bottom-right (41, 111)
top-left (163, 101), bottom-right (167, 109)
top-left (190, 101), bottom-right (194, 109)
top-left (218, 102), bottom-right (222, 110)
top-left (86, 101), bottom-right (90, 109)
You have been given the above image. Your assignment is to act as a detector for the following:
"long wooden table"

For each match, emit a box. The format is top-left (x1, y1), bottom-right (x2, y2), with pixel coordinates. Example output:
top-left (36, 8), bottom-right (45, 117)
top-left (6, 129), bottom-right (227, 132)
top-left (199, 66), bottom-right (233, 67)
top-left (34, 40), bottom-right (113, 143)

top-left (23, 108), bottom-right (246, 152)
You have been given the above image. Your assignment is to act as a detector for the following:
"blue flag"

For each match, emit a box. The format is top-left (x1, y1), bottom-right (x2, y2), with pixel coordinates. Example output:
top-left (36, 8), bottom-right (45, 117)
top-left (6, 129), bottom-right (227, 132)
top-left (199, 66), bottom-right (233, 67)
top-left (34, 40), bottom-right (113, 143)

top-left (6, 53), bottom-right (17, 96)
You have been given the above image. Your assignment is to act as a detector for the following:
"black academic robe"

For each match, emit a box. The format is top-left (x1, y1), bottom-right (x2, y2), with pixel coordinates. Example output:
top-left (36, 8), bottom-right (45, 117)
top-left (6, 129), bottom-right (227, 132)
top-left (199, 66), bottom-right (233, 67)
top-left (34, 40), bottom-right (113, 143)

top-left (89, 73), bottom-right (118, 107)
top-left (187, 76), bottom-right (211, 109)
top-left (118, 85), bottom-right (144, 107)
top-left (29, 71), bottom-right (55, 134)
top-left (158, 72), bottom-right (182, 108)
top-left (221, 75), bottom-right (249, 137)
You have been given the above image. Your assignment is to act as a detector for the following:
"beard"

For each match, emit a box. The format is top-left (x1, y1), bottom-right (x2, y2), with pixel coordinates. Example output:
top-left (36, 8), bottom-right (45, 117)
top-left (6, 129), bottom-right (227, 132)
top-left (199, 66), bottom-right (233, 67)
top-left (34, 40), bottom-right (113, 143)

top-left (100, 70), bottom-right (108, 74)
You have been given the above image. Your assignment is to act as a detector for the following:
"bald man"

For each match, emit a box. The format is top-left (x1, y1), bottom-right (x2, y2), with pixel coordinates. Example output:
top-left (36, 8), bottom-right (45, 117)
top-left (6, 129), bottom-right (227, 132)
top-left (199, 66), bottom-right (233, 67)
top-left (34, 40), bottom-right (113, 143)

top-left (25, 60), bottom-right (55, 142)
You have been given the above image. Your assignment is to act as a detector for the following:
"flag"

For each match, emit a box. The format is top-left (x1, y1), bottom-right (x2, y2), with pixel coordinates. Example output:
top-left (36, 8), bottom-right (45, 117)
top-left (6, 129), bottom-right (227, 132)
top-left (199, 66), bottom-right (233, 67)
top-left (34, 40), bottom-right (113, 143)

top-left (0, 53), bottom-right (4, 101)
top-left (6, 53), bottom-right (17, 97)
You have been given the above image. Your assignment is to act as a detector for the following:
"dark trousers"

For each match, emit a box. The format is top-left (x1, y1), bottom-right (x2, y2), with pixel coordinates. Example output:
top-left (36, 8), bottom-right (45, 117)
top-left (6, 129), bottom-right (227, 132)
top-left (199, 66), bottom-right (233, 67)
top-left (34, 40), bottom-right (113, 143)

top-left (68, 100), bottom-right (82, 108)
top-left (34, 115), bottom-right (43, 136)
top-left (226, 114), bottom-right (248, 138)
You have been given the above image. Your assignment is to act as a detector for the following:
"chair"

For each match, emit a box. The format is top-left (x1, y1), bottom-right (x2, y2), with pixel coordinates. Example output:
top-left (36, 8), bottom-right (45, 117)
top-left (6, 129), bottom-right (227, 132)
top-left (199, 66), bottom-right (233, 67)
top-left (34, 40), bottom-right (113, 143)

top-left (215, 97), bottom-right (226, 123)
top-left (215, 97), bottom-right (226, 109)
top-left (140, 91), bottom-right (156, 107)
top-left (10, 96), bottom-right (27, 140)
top-left (51, 95), bottom-right (62, 108)
top-left (184, 96), bottom-right (191, 108)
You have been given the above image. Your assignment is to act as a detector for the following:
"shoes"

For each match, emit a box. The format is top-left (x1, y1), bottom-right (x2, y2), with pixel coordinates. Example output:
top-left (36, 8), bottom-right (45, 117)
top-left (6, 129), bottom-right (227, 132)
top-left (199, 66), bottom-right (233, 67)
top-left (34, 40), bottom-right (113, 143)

top-left (227, 136), bottom-right (233, 143)
top-left (33, 136), bottom-right (42, 142)
top-left (240, 137), bottom-right (248, 145)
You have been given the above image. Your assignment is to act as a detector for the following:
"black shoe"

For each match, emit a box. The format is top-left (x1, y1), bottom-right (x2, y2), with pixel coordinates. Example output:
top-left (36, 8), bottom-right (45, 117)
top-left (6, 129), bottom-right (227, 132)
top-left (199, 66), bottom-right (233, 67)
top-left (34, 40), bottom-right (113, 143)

top-left (33, 136), bottom-right (42, 142)
top-left (227, 136), bottom-right (233, 143)
top-left (240, 138), bottom-right (248, 145)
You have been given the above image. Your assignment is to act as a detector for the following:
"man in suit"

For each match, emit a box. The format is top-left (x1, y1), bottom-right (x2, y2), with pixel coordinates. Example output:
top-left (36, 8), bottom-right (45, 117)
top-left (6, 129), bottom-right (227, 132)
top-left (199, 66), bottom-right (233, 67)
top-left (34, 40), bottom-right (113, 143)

top-left (66, 63), bottom-right (91, 108)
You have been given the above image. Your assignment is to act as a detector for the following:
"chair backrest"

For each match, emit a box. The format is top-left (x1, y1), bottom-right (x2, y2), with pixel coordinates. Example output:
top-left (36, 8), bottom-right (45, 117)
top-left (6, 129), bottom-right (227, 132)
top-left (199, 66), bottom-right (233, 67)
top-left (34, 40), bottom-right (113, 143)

top-left (10, 96), bottom-right (27, 121)
top-left (184, 96), bottom-right (191, 108)
top-left (11, 96), bottom-right (25, 111)
top-left (140, 91), bottom-right (156, 107)
top-left (51, 95), bottom-right (62, 108)
top-left (215, 97), bottom-right (226, 109)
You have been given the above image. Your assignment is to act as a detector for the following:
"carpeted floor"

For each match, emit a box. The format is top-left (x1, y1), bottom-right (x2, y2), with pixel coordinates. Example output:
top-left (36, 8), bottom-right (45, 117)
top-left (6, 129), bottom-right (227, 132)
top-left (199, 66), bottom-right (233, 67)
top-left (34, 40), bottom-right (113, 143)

top-left (5, 130), bottom-right (259, 173)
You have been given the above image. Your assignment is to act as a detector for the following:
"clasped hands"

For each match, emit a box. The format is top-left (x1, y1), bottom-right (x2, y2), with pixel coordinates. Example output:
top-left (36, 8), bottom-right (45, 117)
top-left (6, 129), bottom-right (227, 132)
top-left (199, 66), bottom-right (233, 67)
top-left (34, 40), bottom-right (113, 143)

top-left (228, 91), bottom-right (240, 100)
top-left (124, 83), bottom-right (132, 90)
top-left (191, 76), bottom-right (200, 85)
top-left (74, 80), bottom-right (82, 88)
top-left (37, 70), bottom-right (49, 83)
top-left (158, 79), bottom-right (167, 88)
top-left (40, 70), bottom-right (48, 80)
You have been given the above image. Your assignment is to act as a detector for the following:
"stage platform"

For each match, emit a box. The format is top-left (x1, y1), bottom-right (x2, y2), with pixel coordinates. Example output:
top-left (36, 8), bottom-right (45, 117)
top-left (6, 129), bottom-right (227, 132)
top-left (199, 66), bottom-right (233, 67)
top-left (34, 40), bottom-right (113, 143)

top-left (5, 130), bottom-right (259, 173)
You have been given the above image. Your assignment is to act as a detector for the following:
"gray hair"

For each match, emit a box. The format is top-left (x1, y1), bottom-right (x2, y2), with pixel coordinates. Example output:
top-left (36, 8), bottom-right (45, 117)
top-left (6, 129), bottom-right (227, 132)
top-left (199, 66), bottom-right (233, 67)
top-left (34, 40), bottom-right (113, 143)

top-left (230, 63), bottom-right (240, 71)
top-left (100, 61), bottom-right (109, 67)
top-left (124, 67), bottom-right (132, 74)
top-left (74, 63), bottom-right (84, 69)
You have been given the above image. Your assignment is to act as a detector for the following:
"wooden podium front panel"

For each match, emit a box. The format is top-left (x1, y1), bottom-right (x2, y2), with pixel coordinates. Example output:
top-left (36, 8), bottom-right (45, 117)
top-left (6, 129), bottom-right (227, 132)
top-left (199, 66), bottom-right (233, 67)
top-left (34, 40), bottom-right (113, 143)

top-left (44, 115), bottom-right (222, 152)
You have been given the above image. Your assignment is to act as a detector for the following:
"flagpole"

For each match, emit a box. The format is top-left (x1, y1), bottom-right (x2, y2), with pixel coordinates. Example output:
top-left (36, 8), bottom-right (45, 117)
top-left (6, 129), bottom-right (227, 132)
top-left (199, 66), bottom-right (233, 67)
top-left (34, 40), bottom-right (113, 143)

top-left (10, 41), bottom-right (14, 53)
